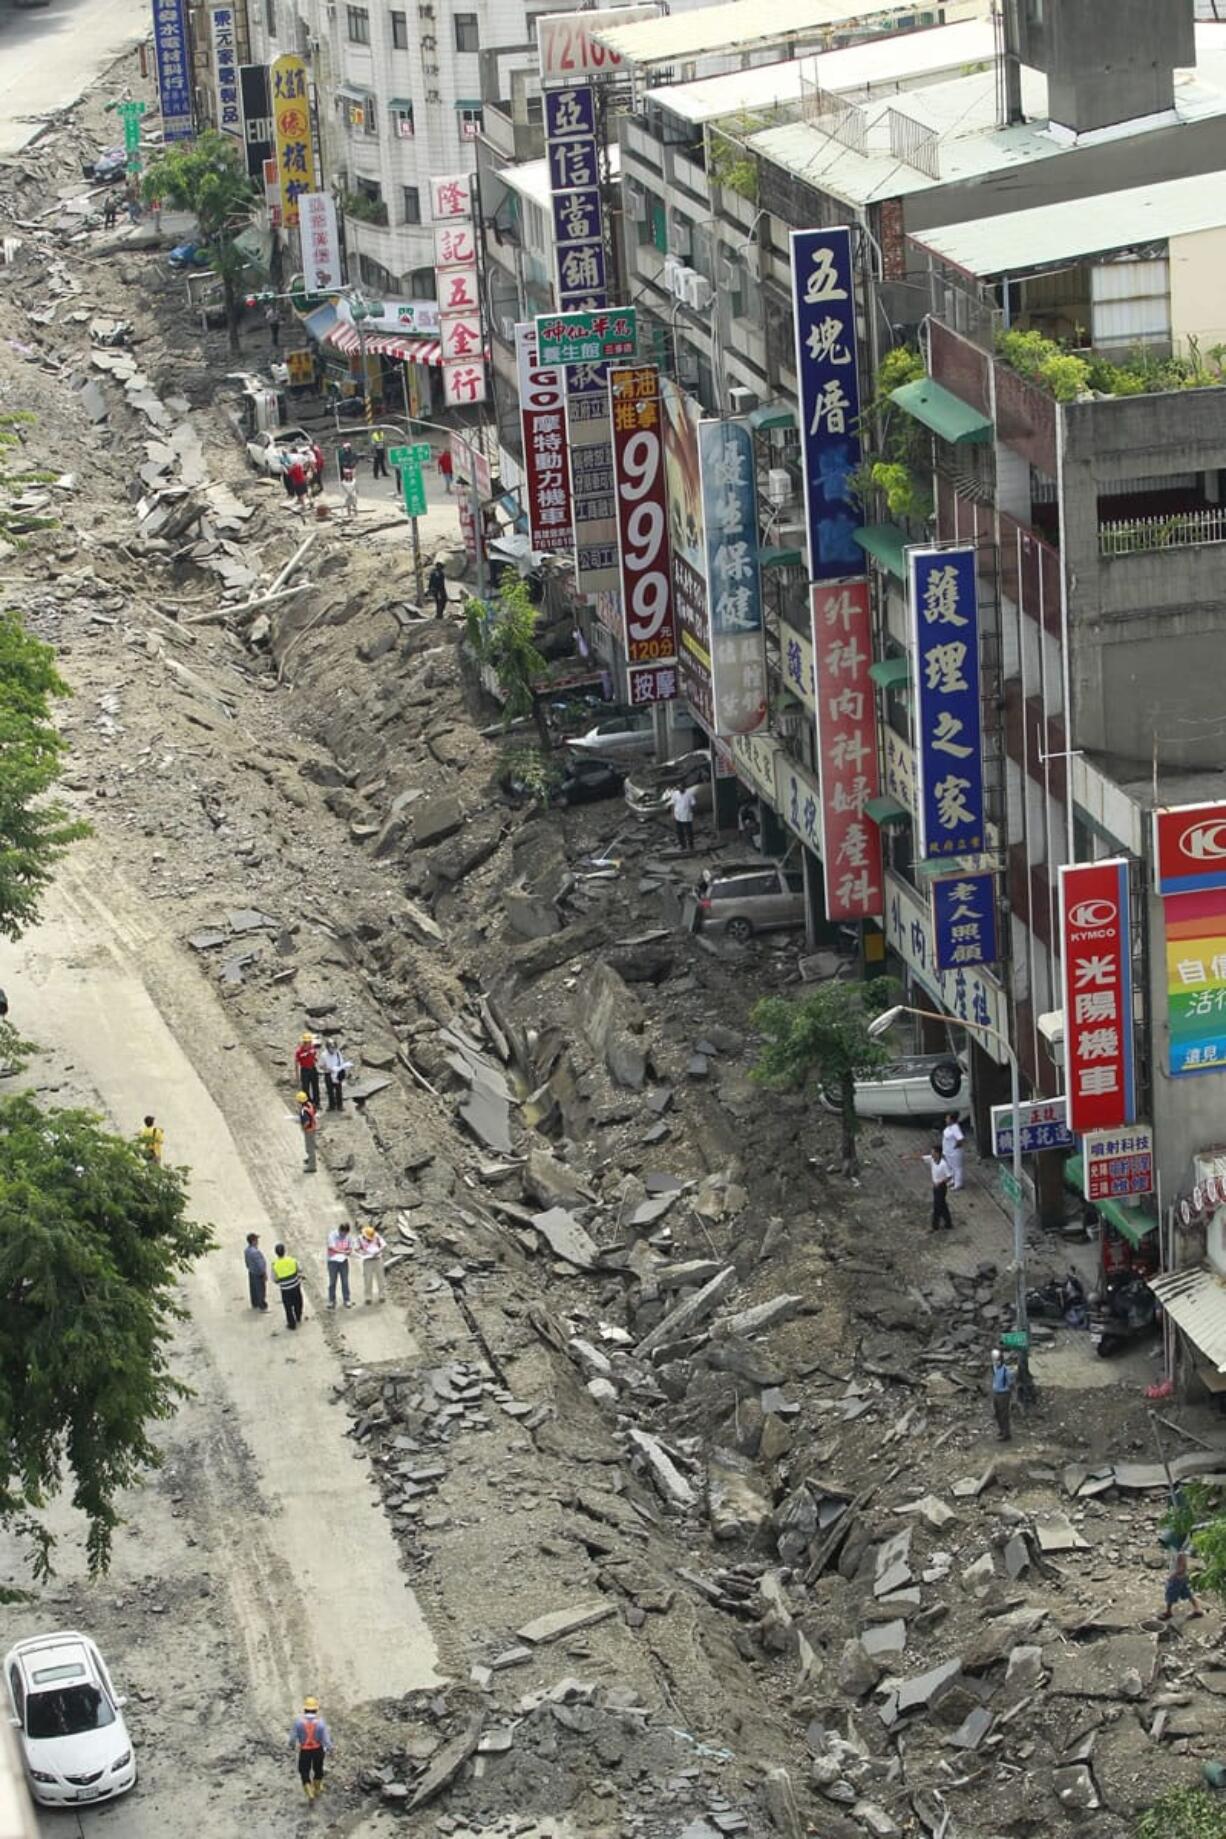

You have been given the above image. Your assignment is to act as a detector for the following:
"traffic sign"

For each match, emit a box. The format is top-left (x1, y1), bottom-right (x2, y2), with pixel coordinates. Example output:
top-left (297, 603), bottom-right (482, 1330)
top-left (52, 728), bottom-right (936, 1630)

top-left (401, 470), bottom-right (427, 518)
top-left (388, 443), bottom-right (431, 465)
top-left (1000, 1167), bottom-right (1023, 1205)
top-left (1000, 1330), bottom-right (1029, 1350)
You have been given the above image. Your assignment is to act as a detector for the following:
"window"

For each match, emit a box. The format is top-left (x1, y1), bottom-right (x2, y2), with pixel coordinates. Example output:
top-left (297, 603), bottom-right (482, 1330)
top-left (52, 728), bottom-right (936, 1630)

top-left (359, 255), bottom-right (394, 292)
top-left (346, 6), bottom-right (370, 43)
top-left (363, 94), bottom-right (378, 135)
top-left (355, 176), bottom-right (382, 205)
top-left (393, 102), bottom-right (414, 138)
top-left (402, 185), bottom-right (421, 225)
top-left (453, 11), bottom-right (479, 51)
top-left (264, 0), bottom-right (276, 34)
top-left (458, 105), bottom-right (483, 139)
top-left (391, 8), bottom-right (408, 45)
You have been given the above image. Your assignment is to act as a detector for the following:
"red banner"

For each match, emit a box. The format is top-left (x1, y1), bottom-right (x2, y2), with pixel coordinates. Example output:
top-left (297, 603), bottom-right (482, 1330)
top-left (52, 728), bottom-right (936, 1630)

top-left (515, 323), bottom-right (572, 554)
top-left (610, 364), bottom-right (678, 702)
top-left (1059, 858), bottom-right (1135, 1134)
top-left (812, 581), bottom-right (883, 920)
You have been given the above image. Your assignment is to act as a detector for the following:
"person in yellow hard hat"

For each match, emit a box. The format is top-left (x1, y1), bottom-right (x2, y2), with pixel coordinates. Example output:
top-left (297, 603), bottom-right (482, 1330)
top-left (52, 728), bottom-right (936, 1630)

top-left (288, 1695), bottom-right (333, 1800)
top-left (356, 1224), bottom-right (387, 1304)
top-left (294, 1031), bottom-right (320, 1107)
top-left (297, 1090), bottom-right (318, 1173)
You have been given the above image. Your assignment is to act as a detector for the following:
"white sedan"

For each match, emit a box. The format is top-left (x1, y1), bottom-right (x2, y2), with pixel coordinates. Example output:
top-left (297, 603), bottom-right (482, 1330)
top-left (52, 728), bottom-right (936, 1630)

top-left (4, 1631), bottom-right (136, 1808)
top-left (820, 1053), bottom-right (967, 1120)
top-left (246, 427), bottom-right (314, 476)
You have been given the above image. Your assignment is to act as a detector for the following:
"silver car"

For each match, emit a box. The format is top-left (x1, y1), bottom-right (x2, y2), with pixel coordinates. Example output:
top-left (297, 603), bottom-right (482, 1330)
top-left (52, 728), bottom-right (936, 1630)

top-left (624, 749), bottom-right (713, 821)
top-left (246, 427), bottom-right (314, 476)
top-left (692, 864), bottom-right (806, 942)
top-left (820, 1053), bottom-right (967, 1120)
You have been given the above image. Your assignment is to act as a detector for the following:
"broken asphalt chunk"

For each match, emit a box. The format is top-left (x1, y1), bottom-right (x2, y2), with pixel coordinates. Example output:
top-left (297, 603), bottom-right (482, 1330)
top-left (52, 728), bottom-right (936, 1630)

top-left (515, 1600), bottom-right (616, 1645)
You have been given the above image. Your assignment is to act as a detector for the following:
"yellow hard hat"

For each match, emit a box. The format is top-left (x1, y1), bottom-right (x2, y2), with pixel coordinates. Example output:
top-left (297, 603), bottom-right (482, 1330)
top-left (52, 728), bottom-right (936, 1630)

top-left (296, 1090), bottom-right (308, 1103)
top-left (301, 1031), bottom-right (313, 1042)
top-left (303, 1696), bottom-right (319, 1713)
top-left (362, 1225), bottom-right (376, 1238)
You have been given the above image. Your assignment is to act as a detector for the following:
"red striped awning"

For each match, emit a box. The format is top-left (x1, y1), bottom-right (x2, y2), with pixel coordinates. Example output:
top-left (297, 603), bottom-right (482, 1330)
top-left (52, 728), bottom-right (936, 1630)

top-left (324, 322), bottom-right (442, 366)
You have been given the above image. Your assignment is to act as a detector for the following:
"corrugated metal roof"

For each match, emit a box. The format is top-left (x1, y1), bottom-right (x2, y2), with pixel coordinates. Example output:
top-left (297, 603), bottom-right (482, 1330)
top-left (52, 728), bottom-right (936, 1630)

top-left (1150, 1265), bottom-right (1226, 1373)
top-left (913, 169), bottom-right (1226, 277)
top-left (593, 0), bottom-right (979, 68)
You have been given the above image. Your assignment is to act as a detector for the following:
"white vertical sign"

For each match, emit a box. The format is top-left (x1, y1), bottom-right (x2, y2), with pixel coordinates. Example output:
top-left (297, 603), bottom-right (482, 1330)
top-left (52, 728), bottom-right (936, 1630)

top-left (300, 192), bottom-right (341, 293)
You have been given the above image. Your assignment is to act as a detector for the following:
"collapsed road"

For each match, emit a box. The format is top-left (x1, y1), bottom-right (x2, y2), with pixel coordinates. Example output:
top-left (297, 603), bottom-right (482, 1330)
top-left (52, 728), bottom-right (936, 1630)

top-left (2, 38), bottom-right (1226, 1839)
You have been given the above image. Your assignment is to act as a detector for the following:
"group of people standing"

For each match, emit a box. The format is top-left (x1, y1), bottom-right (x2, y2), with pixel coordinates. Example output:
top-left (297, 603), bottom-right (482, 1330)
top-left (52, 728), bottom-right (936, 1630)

top-left (243, 1222), bottom-right (388, 1327)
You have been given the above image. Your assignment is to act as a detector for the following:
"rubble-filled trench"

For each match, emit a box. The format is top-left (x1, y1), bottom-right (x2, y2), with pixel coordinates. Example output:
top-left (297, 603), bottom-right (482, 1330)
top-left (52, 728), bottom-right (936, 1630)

top-left (4, 54), bottom-right (1226, 1839)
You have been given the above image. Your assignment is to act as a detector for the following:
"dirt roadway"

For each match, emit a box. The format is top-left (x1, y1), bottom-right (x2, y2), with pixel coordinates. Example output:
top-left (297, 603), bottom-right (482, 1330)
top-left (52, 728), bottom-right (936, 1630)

top-left (0, 853), bottom-right (442, 1835)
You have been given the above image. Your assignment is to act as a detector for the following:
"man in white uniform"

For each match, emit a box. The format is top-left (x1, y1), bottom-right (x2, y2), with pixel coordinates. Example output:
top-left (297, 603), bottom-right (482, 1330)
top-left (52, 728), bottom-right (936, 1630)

top-left (942, 1112), bottom-right (966, 1190)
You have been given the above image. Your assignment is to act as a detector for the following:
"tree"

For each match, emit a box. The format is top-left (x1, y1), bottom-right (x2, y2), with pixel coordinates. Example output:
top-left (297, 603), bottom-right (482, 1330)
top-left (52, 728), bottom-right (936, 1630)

top-left (142, 131), bottom-right (258, 352)
top-left (0, 611), bottom-right (88, 939)
top-left (1137, 1787), bottom-right (1226, 1839)
top-left (464, 576), bottom-right (551, 745)
top-left (751, 976), bottom-right (901, 1176)
top-left (0, 1095), bottom-right (213, 1586)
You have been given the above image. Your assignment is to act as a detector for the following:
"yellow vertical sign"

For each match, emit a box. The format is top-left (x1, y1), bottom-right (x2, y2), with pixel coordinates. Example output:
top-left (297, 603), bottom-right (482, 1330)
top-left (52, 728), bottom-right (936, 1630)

top-left (271, 55), bottom-right (316, 229)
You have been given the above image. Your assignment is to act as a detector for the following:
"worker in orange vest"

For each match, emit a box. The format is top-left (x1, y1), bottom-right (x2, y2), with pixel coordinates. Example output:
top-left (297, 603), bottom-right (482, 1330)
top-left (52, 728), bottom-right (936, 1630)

top-left (294, 1031), bottom-right (320, 1107)
top-left (288, 1695), bottom-right (333, 1801)
top-left (297, 1091), bottom-right (318, 1173)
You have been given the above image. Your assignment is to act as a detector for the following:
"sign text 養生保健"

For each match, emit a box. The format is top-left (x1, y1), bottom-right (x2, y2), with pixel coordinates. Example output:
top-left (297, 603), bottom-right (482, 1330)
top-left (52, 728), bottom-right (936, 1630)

top-left (700, 419), bottom-right (764, 736)
top-left (537, 308), bottom-right (637, 369)
top-left (1059, 858), bottom-right (1135, 1133)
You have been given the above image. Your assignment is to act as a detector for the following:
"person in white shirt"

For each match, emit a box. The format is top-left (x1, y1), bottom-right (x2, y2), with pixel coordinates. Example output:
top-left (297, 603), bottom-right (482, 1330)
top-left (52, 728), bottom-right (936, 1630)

top-left (322, 1039), bottom-right (351, 1113)
top-left (356, 1224), bottom-right (387, 1304)
top-left (667, 782), bottom-right (699, 852)
top-left (922, 1148), bottom-right (954, 1232)
top-left (942, 1112), bottom-right (966, 1190)
top-left (326, 1223), bottom-right (355, 1307)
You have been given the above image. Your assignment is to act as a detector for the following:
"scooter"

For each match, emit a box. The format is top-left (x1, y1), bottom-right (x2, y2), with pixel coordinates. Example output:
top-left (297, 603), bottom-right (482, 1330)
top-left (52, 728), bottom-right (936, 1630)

top-left (1026, 1270), bottom-right (1087, 1325)
top-left (1089, 1271), bottom-right (1158, 1356)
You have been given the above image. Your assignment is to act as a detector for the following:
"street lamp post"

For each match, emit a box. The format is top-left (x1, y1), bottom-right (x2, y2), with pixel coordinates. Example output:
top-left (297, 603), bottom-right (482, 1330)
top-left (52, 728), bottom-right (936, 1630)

top-left (869, 1002), bottom-right (1035, 1404)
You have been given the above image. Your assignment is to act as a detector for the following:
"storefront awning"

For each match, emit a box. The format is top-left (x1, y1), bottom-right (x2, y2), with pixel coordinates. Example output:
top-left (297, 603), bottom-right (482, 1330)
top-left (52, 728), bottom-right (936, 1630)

top-left (748, 403), bottom-right (796, 434)
top-left (1149, 1265), bottom-right (1226, 1372)
top-left (868, 655), bottom-right (910, 691)
top-left (324, 322), bottom-right (442, 366)
top-left (759, 545), bottom-right (804, 569)
top-left (1065, 1153), bottom-right (1159, 1249)
top-left (891, 377), bottom-right (993, 446)
top-left (864, 794), bottom-right (910, 827)
top-left (854, 522), bottom-right (908, 580)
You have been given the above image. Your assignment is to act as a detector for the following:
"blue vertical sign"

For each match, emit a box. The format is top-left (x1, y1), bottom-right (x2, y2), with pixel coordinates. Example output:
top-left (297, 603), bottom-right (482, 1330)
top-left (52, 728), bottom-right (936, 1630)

top-left (699, 420), bottom-right (766, 736)
top-left (790, 228), bottom-right (863, 584)
top-left (910, 545), bottom-right (985, 859)
top-left (152, 0), bottom-right (194, 142)
top-left (932, 870), bottom-right (998, 971)
top-left (545, 84), bottom-right (617, 590)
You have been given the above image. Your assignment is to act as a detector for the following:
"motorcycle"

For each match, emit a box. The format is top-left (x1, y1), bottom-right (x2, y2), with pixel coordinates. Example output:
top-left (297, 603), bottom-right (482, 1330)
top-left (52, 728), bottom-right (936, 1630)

top-left (1026, 1270), bottom-right (1088, 1326)
top-left (1089, 1270), bottom-right (1158, 1356)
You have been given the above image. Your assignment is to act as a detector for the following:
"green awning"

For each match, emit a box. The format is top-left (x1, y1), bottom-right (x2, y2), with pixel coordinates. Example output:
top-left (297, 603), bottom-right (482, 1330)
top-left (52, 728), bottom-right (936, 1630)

top-left (891, 377), bottom-right (992, 445)
top-left (855, 522), bottom-right (908, 580)
top-left (1064, 1154), bottom-right (1158, 1246)
top-left (390, 96), bottom-right (414, 109)
top-left (864, 794), bottom-right (910, 827)
top-left (916, 855), bottom-right (975, 880)
top-left (748, 403), bottom-right (796, 433)
top-left (760, 545), bottom-right (804, 569)
top-left (869, 655), bottom-right (911, 691)
top-left (454, 97), bottom-right (483, 109)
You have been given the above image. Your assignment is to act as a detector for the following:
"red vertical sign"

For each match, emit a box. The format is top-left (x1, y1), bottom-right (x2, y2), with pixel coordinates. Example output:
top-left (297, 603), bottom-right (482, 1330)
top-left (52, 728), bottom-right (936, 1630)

top-left (515, 323), bottom-right (573, 555)
top-left (610, 364), bottom-right (679, 706)
top-left (1059, 858), bottom-right (1136, 1134)
top-left (812, 581), bottom-right (883, 919)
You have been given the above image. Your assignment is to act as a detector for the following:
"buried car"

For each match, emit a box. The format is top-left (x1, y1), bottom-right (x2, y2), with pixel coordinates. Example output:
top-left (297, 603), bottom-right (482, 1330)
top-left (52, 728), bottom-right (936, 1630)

top-left (692, 863), bottom-right (806, 942)
top-left (624, 748), bottom-right (712, 821)
top-left (501, 756), bottom-right (625, 807)
top-left (4, 1631), bottom-right (136, 1808)
top-left (820, 1052), bottom-right (967, 1120)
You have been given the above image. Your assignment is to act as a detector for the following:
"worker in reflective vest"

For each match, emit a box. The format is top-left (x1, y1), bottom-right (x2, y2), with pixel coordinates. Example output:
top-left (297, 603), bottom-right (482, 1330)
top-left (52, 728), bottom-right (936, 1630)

top-left (272, 1244), bottom-right (304, 1331)
top-left (288, 1695), bottom-right (333, 1800)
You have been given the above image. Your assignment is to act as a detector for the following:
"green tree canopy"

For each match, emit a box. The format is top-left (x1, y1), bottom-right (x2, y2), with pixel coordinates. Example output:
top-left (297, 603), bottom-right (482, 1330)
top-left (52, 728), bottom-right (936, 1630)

top-left (752, 976), bottom-right (901, 1176)
top-left (142, 131), bottom-right (258, 351)
top-left (0, 1096), bottom-right (213, 1584)
top-left (1137, 1787), bottom-right (1226, 1839)
top-left (465, 576), bottom-right (550, 744)
top-left (0, 611), bottom-right (88, 939)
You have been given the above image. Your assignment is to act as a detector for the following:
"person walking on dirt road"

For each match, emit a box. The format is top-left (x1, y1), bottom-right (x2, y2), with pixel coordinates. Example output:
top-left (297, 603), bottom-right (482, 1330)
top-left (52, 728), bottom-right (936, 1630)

top-left (326, 1222), bottom-right (355, 1307)
top-left (1159, 1544), bottom-right (1204, 1623)
top-left (922, 1145), bottom-right (953, 1231)
top-left (138, 1114), bottom-right (165, 1164)
top-left (289, 1696), bottom-right (333, 1801)
top-left (295, 1032), bottom-right (321, 1107)
top-left (272, 1243), bottom-right (305, 1330)
top-left (990, 1349), bottom-right (1014, 1441)
top-left (666, 782), bottom-right (698, 852)
top-left (357, 1223), bottom-right (387, 1304)
top-left (297, 1091), bottom-right (318, 1172)
top-left (245, 1232), bottom-right (269, 1311)
top-left (427, 560), bottom-right (448, 619)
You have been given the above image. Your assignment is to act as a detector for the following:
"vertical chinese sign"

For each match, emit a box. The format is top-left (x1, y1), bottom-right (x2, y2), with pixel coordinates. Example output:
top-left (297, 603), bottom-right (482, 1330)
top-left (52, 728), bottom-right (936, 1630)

top-left (239, 65), bottom-right (273, 180)
top-left (300, 191), bottom-right (340, 293)
top-left (271, 55), bottom-right (315, 229)
top-left (152, 0), bottom-right (194, 142)
top-left (544, 84), bottom-right (618, 596)
top-left (430, 174), bottom-right (486, 410)
top-left (661, 376), bottom-right (712, 731)
top-left (812, 581), bottom-right (883, 919)
top-left (1153, 800), bottom-right (1226, 1075)
top-left (932, 870), bottom-right (998, 970)
top-left (699, 420), bottom-right (765, 736)
top-left (790, 227), bottom-right (863, 584)
top-left (609, 365), bottom-right (678, 707)
top-left (516, 323), bottom-right (573, 556)
top-left (909, 545), bottom-right (985, 860)
top-left (210, 6), bottom-right (242, 136)
top-left (1059, 859), bottom-right (1136, 1134)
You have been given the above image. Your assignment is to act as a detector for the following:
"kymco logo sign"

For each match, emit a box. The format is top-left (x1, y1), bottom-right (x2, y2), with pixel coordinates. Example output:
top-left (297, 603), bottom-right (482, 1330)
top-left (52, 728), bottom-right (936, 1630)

top-left (1154, 801), bottom-right (1226, 896)
top-left (1060, 859), bottom-right (1135, 1137)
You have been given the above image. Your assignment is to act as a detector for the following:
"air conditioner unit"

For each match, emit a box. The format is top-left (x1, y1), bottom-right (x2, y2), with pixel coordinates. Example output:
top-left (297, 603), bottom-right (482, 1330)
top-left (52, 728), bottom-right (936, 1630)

top-left (688, 272), bottom-right (714, 312)
top-left (728, 385), bottom-right (757, 415)
top-left (669, 210), bottom-right (692, 258)
top-left (626, 183), bottom-right (647, 223)
top-left (662, 254), bottom-right (682, 297)
top-left (766, 467), bottom-right (793, 507)
top-left (499, 315), bottom-right (516, 342)
top-left (717, 255), bottom-right (740, 294)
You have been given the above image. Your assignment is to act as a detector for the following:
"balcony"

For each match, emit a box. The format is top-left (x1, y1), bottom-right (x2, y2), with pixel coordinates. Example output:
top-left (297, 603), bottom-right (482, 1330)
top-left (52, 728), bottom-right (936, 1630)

top-left (1099, 505), bottom-right (1226, 557)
